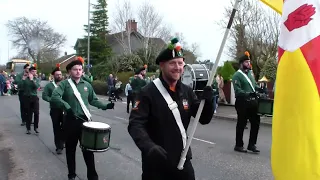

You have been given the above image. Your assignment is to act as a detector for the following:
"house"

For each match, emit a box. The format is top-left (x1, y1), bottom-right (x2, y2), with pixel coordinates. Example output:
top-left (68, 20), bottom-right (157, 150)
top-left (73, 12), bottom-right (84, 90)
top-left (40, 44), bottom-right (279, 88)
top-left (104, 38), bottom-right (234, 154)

top-left (40, 52), bottom-right (77, 73)
top-left (74, 19), bottom-right (166, 59)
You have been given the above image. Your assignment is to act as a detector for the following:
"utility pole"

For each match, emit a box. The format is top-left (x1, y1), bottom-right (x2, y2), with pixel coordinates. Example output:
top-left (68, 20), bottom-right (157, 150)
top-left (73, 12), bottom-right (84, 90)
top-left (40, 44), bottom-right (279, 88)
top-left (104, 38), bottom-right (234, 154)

top-left (87, 0), bottom-right (91, 73)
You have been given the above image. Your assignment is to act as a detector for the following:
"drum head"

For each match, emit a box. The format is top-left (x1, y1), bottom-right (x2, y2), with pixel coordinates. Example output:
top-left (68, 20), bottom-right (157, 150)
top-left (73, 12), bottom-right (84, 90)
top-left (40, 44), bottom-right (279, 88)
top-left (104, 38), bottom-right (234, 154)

top-left (83, 122), bottom-right (110, 130)
top-left (181, 64), bottom-right (194, 89)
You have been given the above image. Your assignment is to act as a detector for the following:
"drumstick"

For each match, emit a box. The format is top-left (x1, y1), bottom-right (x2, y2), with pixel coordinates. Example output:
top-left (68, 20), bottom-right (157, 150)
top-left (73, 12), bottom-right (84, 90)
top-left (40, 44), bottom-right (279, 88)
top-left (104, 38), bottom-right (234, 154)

top-left (177, 0), bottom-right (243, 170)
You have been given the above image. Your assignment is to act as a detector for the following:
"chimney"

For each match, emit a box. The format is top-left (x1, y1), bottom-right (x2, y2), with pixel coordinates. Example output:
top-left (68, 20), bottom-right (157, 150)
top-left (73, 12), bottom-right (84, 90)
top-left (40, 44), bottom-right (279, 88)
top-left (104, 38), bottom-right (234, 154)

top-left (126, 19), bottom-right (137, 32)
top-left (64, 52), bottom-right (67, 56)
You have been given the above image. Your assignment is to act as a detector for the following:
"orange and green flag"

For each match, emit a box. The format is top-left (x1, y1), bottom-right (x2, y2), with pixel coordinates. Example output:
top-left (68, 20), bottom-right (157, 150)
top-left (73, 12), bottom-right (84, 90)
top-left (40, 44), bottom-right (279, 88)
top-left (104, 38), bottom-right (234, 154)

top-left (261, 0), bottom-right (320, 179)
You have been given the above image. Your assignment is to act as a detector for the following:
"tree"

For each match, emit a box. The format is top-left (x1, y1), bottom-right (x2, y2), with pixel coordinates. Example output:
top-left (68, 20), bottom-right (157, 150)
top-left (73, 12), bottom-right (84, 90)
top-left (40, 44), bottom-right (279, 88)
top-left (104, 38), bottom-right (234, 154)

top-left (218, 0), bottom-right (280, 79)
top-left (137, 1), bottom-right (171, 65)
top-left (111, 0), bottom-right (134, 54)
top-left (220, 61), bottom-right (236, 81)
top-left (78, 0), bottom-right (112, 66)
top-left (107, 54), bottom-right (143, 74)
top-left (259, 57), bottom-right (277, 81)
top-left (6, 17), bottom-right (66, 66)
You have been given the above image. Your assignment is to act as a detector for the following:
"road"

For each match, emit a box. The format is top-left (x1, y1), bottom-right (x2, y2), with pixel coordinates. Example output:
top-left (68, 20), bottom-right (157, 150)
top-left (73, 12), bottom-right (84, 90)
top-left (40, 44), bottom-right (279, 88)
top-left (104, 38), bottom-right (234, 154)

top-left (0, 94), bottom-right (273, 180)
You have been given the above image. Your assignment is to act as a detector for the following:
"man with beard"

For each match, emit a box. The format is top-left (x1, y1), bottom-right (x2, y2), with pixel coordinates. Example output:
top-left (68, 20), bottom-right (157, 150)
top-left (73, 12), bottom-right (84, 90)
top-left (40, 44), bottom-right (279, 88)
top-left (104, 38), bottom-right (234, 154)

top-left (128, 38), bottom-right (214, 180)
top-left (19, 64), bottom-right (40, 134)
top-left (42, 64), bottom-right (64, 154)
top-left (14, 63), bottom-right (30, 126)
top-left (51, 59), bottom-right (114, 180)
top-left (232, 52), bottom-right (261, 153)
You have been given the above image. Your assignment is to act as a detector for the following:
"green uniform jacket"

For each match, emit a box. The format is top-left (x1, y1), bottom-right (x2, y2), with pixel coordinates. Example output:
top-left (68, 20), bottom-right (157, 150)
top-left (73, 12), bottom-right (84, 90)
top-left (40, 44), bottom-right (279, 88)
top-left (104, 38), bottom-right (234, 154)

top-left (18, 77), bottom-right (40, 96)
top-left (232, 70), bottom-right (259, 98)
top-left (82, 74), bottom-right (92, 84)
top-left (14, 73), bottom-right (24, 92)
top-left (51, 78), bottom-right (107, 117)
top-left (131, 78), bottom-right (147, 93)
top-left (42, 82), bottom-right (60, 108)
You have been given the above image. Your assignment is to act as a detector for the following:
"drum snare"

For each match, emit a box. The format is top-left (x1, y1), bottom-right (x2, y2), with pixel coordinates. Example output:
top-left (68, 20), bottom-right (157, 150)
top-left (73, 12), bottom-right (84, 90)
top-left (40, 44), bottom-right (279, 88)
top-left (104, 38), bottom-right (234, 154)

top-left (80, 121), bottom-right (111, 152)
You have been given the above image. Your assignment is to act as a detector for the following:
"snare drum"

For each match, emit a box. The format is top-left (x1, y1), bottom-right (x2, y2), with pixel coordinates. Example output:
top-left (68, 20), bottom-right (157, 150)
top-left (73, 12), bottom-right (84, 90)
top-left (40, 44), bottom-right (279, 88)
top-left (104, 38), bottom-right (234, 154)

top-left (257, 98), bottom-right (274, 116)
top-left (80, 122), bottom-right (111, 152)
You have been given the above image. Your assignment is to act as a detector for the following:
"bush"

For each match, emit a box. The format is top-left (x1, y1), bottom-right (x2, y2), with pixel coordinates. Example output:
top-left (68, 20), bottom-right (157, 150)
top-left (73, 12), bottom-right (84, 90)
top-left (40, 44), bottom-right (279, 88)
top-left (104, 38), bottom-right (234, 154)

top-left (92, 80), bottom-right (107, 95)
top-left (220, 61), bottom-right (236, 81)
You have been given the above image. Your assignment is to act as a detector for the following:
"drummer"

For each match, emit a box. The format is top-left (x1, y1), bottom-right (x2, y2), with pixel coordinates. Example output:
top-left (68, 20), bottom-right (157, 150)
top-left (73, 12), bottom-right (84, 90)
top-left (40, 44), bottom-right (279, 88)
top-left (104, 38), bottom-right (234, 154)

top-left (231, 53), bottom-right (261, 153)
top-left (51, 59), bottom-right (114, 180)
top-left (42, 64), bottom-right (64, 154)
top-left (128, 37), bottom-right (214, 179)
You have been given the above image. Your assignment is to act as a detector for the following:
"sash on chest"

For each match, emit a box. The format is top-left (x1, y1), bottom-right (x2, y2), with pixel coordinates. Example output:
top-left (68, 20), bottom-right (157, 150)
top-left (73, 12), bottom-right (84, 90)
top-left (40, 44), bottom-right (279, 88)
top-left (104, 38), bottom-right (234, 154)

top-left (68, 79), bottom-right (92, 120)
top-left (153, 78), bottom-right (187, 149)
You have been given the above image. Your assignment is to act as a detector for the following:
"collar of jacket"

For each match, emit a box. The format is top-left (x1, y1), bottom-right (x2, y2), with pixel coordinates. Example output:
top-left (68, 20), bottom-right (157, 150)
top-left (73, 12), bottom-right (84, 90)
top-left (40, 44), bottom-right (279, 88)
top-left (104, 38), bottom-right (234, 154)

top-left (159, 73), bottom-right (184, 97)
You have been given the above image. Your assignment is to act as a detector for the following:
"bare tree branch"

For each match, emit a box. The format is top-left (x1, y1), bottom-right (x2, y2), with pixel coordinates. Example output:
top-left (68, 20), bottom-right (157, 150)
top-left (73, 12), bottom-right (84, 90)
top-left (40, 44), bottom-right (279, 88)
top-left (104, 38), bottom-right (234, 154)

top-left (111, 0), bottom-right (134, 54)
top-left (217, 0), bottom-right (280, 78)
top-left (6, 17), bottom-right (66, 65)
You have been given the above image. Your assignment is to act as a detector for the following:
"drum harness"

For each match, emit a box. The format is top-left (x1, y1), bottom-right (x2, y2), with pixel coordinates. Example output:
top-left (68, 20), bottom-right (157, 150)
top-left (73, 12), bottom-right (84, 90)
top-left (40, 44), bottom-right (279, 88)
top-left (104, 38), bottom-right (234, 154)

top-left (153, 78), bottom-right (187, 149)
top-left (68, 79), bottom-right (92, 121)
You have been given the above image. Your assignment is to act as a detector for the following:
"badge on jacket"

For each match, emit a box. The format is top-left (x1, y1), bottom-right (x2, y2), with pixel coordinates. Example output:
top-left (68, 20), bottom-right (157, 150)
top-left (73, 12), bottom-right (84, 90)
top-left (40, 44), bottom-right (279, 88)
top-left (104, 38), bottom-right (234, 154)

top-left (84, 87), bottom-right (88, 91)
top-left (182, 99), bottom-right (189, 110)
top-left (132, 101), bottom-right (140, 110)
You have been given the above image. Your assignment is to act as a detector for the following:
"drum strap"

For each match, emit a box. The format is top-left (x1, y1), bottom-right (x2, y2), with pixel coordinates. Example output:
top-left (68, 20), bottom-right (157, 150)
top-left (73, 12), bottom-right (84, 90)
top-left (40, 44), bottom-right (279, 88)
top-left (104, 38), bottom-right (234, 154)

top-left (237, 70), bottom-right (255, 92)
top-left (52, 81), bottom-right (57, 88)
top-left (153, 78), bottom-right (187, 149)
top-left (68, 79), bottom-right (92, 120)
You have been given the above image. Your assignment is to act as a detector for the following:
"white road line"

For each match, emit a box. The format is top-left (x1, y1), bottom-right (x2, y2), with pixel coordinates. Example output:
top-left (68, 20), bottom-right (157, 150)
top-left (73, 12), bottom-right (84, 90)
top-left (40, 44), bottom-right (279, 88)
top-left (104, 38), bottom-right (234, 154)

top-left (122, 102), bottom-right (127, 104)
top-left (114, 116), bottom-right (127, 121)
top-left (193, 137), bottom-right (216, 145)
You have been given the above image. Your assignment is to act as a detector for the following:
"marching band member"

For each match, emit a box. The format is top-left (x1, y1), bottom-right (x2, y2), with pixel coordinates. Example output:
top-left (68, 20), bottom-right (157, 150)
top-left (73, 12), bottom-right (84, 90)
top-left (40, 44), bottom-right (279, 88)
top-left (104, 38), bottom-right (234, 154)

top-left (232, 52), bottom-right (261, 153)
top-left (128, 38), bottom-right (214, 180)
top-left (18, 64), bottom-right (40, 134)
top-left (131, 65), bottom-right (147, 105)
top-left (42, 64), bottom-right (64, 154)
top-left (50, 59), bottom-right (114, 180)
top-left (14, 63), bottom-right (30, 126)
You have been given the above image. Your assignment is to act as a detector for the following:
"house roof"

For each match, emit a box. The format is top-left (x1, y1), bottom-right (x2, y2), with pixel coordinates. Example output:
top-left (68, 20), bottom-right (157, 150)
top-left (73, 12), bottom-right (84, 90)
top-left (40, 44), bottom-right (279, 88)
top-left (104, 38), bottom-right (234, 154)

top-left (74, 31), bottom-right (166, 49)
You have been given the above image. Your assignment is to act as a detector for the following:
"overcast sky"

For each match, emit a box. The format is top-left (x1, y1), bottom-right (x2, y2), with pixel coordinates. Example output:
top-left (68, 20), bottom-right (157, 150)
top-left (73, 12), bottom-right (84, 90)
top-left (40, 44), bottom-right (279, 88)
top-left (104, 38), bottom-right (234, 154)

top-left (0, 0), bottom-right (233, 65)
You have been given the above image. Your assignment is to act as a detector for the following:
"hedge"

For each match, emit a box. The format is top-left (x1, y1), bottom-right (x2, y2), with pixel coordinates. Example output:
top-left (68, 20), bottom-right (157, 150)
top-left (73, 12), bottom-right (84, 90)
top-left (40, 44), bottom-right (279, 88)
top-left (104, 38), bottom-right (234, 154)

top-left (92, 71), bottom-right (159, 96)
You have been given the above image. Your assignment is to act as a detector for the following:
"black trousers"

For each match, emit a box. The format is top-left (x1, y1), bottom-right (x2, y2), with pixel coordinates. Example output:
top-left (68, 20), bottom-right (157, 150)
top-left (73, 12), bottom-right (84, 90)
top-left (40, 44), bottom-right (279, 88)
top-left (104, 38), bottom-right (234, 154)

top-left (50, 108), bottom-right (64, 150)
top-left (64, 116), bottom-right (98, 180)
top-left (19, 92), bottom-right (27, 123)
top-left (127, 92), bottom-right (133, 113)
top-left (142, 160), bottom-right (195, 180)
top-left (235, 98), bottom-right (261, 147)
top-left (23, 96), bottom-right (39, 131)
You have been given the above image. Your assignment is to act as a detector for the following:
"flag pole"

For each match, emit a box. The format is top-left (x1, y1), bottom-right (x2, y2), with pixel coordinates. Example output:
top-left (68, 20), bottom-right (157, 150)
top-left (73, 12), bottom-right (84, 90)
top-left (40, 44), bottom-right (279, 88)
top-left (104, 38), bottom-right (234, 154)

top-left (177, 0), bottom-right (242, 170)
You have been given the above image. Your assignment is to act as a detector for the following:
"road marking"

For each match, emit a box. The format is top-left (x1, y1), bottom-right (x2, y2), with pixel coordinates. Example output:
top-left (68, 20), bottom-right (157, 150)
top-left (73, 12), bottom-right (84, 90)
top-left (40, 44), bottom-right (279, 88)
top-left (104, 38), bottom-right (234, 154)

top-left (114, 116), bottom-right (127, 121)
top-left (193, 137), bottom-right (216, 145)
top-left (122, 102), bottom-right (127, 104)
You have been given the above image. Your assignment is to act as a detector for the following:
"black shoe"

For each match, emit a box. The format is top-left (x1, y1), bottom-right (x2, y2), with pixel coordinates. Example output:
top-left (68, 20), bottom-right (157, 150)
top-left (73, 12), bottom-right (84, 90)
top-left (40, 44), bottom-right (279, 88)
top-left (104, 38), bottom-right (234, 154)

top-left (247, 145), bottom-right (260, 153)
top-left (21, 122), bottom-right (25, 126)
top-left (68, 178), bottom-right (75, 180)
top-left (56, 149), bottom-right (62, 155)
top-left (34, 129), bottom-right (39, 134)
top-left (26, 130), bottom-right (31, 134)
top-left (234, 146), bottom-right (247, 153)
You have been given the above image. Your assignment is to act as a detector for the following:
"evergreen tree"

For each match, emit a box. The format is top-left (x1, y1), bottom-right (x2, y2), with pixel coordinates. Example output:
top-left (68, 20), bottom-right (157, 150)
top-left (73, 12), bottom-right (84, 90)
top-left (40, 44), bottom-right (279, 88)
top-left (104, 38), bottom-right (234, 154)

top-left (259, 58), bottom-right (277, 81)
top-left (220, 61), bottom-right (236, 81)
top-left (78, 0), bottom-right (112, 67)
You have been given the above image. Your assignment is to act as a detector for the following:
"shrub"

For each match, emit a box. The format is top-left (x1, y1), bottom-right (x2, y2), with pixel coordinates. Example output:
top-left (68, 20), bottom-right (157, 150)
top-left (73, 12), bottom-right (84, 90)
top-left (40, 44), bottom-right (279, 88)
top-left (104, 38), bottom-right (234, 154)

top-left (220, 61), bottom-right (236, 81)
top-left (92, 80), bottom-right (108, 95)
